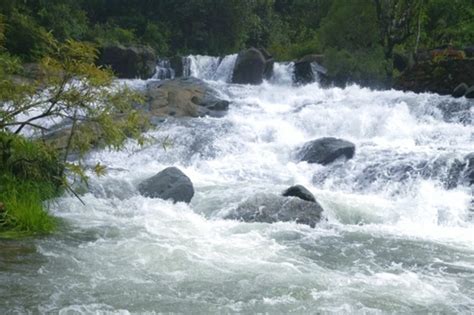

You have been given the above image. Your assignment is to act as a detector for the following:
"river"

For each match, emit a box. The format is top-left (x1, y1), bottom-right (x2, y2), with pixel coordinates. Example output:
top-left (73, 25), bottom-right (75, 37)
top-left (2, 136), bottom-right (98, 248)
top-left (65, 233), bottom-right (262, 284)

top-left (1, 55), bottom-right (473, 314)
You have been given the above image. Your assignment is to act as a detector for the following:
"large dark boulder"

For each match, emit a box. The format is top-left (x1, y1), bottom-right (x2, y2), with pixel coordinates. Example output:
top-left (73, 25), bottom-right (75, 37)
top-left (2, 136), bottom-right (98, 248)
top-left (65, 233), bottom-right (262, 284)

top-left (232, 48), bottom-right (274, 84)
top-left (98, 45), bottom-right (157, 79)
top-left (297, 137), bottom-right (355, 165)
top-left (452, 83), bottom-right (468, 98)
top-left (145, 77), bottom-right (229, 118)
top-left (282, 185), bottom-right (316, 203)
top-left (294, 54), bottom-right (327, 85)
top-left (224, 193), bottom-right (324, 227)
top-left (138, 167), bottom-right (194, 203)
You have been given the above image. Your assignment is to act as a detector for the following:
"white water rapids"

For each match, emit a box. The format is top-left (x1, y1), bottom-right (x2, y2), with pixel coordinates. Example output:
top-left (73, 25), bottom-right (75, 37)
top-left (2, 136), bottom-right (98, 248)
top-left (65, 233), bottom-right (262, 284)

top-left (1, 55), bottom-right (473, 314)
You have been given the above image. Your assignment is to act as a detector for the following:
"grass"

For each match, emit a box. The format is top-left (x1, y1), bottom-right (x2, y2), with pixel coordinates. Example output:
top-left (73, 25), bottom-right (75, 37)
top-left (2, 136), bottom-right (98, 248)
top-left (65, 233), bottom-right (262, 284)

top-left (0, 174), bottom-right (58, 237)
top-left (0, 132), bottom-right (63, 237)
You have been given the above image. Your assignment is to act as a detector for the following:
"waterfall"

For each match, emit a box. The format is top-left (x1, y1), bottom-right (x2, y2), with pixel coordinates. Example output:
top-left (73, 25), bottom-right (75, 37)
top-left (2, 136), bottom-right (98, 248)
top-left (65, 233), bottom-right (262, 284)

top-left (152, 59), bottom-right (175, 80)
top-left (182, 54), bottom-right (237, 82)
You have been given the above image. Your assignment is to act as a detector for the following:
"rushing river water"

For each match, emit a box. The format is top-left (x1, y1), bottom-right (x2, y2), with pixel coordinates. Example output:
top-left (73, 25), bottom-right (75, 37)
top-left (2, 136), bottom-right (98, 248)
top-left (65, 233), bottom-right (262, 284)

top-left (1, 55), bottom-right (474, 314)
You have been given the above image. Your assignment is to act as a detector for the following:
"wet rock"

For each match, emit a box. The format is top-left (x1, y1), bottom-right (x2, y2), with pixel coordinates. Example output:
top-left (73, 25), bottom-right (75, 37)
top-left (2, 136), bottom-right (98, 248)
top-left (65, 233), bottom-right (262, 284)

top-left (294, 54), bottom-right (327, 85)
top-left (465, 86), bottom-right (474, 99)
top-left (170, 55), bottom-right (184, 77)
top-left (452, 83), bottom-right (468, 98)
top-left (98, 44), bottom-right (157, 79)
top-left (138, 167), bottom-right (194, 203)
top-left (224, 193), bottom-right (324, 227)
top-left (464, 153), bottom-right (474, 185)
top-left (297, 137), bottom-right (355, 165)
top-left (232, 48), bottom-right (274, 84)
top-left (145, 77), bottom-right (229, 118)
top-left (282, 185), bottom-right (316, 203)
top-left (465, 46), bottom-right (474, 58)
top-left (445, 159), bottom-right (466, 189)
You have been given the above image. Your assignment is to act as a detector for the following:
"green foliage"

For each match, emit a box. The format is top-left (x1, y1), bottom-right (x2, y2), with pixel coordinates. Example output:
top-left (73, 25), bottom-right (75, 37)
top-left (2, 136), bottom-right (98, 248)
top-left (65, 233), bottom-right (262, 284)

top-left (89, 23), bottom-right (137, 47)
top-left (0, 174), bottom-right (57, 236)
top-left (36, 1), bottom-right (89, 41)
top-left (421, 0), bottom-right (474, 48)
top-left (0, 132), bottom-right (60, 236)
top-left (142, 22), bottom-right (170, 56)
top-left (0, 36), bottom-right (146, 236)
top-left (324, 47), bottom-right (388, 87)
top-left (318, 0), bottom-right (379, 51)
top-left (3, 10), bottom-right (53, 60)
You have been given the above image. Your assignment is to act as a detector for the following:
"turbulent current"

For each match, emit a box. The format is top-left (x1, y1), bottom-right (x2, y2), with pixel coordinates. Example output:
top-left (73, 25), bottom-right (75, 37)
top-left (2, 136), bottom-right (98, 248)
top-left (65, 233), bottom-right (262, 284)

top-left (1, 55), bottom-right (474, 314)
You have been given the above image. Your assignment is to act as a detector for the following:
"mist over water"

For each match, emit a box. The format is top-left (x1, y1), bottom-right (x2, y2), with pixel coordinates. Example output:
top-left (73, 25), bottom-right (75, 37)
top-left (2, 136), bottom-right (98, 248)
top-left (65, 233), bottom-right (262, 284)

top-left (1, 55), bottom-right (473, 313)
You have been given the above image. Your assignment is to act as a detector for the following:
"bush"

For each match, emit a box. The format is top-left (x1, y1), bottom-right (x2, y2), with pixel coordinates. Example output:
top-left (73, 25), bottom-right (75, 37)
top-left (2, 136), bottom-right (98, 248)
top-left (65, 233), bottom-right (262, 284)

top-left (0, 132), bottom-right (61, 236)
top-left (89, 23), bottom-right (137, 47)
top-left (324, 47), bottom-right (388, 87)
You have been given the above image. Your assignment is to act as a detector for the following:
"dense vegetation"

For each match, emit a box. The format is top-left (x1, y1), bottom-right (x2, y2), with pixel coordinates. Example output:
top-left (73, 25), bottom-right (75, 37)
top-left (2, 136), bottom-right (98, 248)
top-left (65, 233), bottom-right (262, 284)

top-left (1, 0), bottom-right (473, 83)
top-left (0, 0), bottom-right (472, 235)
top-left (0, 18), bottom-right (145, 236)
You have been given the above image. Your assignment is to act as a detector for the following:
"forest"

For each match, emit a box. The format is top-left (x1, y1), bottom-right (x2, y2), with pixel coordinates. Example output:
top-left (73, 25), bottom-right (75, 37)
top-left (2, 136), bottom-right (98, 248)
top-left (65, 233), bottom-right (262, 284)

top-left (1, 0), bottom-right (473, 81)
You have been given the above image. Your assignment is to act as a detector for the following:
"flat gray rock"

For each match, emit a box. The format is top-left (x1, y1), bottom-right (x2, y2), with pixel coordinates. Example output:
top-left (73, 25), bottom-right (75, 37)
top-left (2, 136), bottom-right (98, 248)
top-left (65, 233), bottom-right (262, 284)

top-left (225, 193), bottom-right (324, 227)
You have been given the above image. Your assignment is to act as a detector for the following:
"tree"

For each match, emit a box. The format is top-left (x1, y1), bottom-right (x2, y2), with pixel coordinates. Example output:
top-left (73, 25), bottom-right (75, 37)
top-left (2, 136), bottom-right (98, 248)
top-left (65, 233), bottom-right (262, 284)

top-left (373, 0), bottom-right (422, 77)
top-left (0, 37), bottom-right (147, 185)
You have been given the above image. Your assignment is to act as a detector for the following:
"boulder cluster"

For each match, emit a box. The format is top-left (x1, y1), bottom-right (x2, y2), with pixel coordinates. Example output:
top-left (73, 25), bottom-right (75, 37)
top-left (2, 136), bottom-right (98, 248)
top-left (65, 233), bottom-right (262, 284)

top-left (137, 137), bottom-right (356, 228)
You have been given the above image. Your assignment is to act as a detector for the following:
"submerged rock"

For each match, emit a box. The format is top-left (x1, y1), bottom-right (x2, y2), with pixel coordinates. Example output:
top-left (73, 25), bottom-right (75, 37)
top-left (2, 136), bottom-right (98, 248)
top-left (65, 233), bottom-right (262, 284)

top-left (282, 185), bottom-right (316, 203)
top-left (232, 48), bottom-right (274, 84)
top-left (138, 167), bottom-right (194, 203)
top-left (145, 77), bottom-right (229, 118)
top-left (225, 193), bottom-right (324, 227)
top-left (98, 44), bottom-right (156, 79)
top-left (297, 137), bottom-right (355, 165)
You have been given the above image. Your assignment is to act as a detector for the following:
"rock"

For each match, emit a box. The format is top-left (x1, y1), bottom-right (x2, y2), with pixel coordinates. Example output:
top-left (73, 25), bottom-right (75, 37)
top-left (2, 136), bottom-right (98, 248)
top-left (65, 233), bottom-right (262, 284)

top-left (154, 59), bottom-right (175, 80)
top-left (282, 185), bottom-right (316, 203)
top-left (452, 83), bottom-right (468, 98)
top-left (465, 86), bottom-right (474, 99)
top-left (297, 137), bottom-right (355, 165)
top-left (258, 47), bottom-right (274, 80)
top-left (445, 159), bottom-right (466, 189)
top-left (464, 46), bottom-right (474, 58)
top-left (232, 48), bottom-right (274, 84)
top-left (464, 153), bottom-right (474, 185)
top-left (294, 54), bottom-right (327, 84)
top-left (138, 167), bottom-right (194, 203)
top-left (98, 44), bottom-right (157, 79)
top-left (145, 77), bottom-right (229, 118)
top-left (224, 193), bottom-right (324, 227)
top-left (170, 55), bottom-right (184, 77)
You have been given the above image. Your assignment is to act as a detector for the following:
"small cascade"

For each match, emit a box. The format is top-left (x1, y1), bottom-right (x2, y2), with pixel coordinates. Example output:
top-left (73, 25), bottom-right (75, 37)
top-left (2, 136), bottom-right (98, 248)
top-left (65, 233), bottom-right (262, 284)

top-left (152, 59), bottom-right (175, 80)
top-left (182, 54), bottom-right (237, 82)
top-left (269, 62), bottom-right (295, 85)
